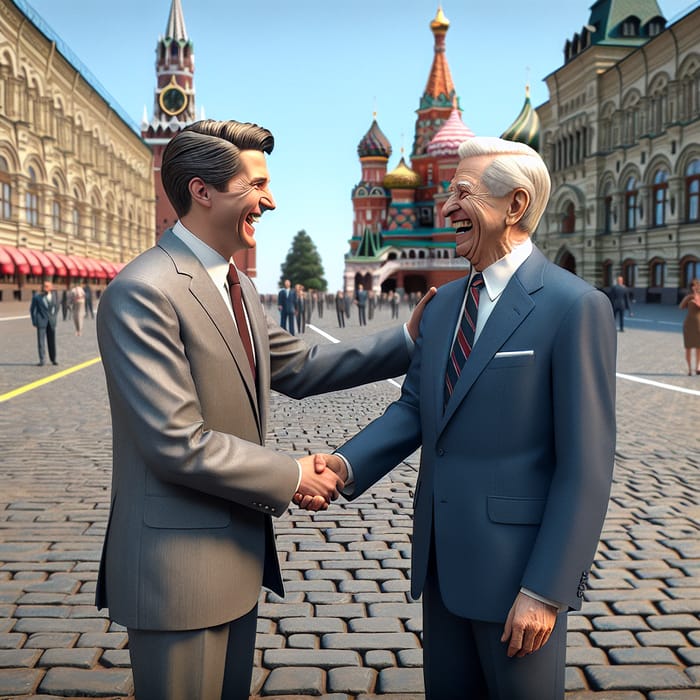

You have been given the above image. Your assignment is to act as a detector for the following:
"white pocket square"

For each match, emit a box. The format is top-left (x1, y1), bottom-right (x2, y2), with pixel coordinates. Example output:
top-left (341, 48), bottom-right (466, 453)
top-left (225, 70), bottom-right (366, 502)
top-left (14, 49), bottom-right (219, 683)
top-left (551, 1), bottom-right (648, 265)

top-left (494, 350), bottom-right (535, 358)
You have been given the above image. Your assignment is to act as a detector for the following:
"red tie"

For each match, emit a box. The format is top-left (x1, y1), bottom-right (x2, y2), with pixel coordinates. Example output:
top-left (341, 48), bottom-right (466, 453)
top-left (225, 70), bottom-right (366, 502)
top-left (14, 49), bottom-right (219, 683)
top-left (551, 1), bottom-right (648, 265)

top-left (227, 263), bottom-right (256, 378)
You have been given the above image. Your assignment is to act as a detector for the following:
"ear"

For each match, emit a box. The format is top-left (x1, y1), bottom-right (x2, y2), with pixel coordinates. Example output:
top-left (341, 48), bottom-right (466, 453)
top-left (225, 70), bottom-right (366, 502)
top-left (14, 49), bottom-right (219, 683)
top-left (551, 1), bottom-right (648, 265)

top-left (188, 177), bottom-right (212, 208)
top-left (505, 188), bottom-right (530, 227)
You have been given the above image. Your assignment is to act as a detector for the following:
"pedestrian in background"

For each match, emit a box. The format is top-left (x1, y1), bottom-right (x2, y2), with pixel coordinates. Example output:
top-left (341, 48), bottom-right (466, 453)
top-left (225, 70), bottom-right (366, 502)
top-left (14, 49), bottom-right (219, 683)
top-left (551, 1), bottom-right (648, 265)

top-left (69, 284), bottom-right (86, 336)
top-left (391, 290), bottom-right (400, 319)
top-left (335, 291), bottom-right (346, 328)
top-left (609, 276), bottom-right (632, 332)
top-left (84, 284), bottom-right (94, 319)
top-left (355, 284), bottom-right (368, 326)
top-left (30, 280), bottom-right (59, 366)
top-left (295, 284), bottom-right (306, 333)
top-left (679, 278), bottom-right (700, 375)
top-left (277, 279), bottom-right (296, 334)
top-left (60, 288), bottom-right (70, 321)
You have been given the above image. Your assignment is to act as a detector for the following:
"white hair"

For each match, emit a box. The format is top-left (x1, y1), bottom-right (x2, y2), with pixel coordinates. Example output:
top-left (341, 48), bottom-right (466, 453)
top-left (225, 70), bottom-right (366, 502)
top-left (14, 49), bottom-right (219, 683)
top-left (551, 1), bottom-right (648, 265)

top-left (457, 137), bottom-right (551, 234)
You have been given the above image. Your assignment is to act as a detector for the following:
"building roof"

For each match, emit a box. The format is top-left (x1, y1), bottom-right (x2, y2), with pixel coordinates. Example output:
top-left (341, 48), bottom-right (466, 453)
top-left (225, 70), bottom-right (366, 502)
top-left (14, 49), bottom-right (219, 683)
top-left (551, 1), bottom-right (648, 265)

top-left (358, 118), bottom-right (392, 159)
top-left (420, 6), bottom-right (456, 109)
top-left (383, 156), bottom-right (421, 189)
top-left (501, 85), bottom-right (541, 152)
top-left (165, 0), bottom-right (189, 41)
top-left (427, 106), bottom-right (474, 157)
top-left (589, 0), bottom-right (663, 44)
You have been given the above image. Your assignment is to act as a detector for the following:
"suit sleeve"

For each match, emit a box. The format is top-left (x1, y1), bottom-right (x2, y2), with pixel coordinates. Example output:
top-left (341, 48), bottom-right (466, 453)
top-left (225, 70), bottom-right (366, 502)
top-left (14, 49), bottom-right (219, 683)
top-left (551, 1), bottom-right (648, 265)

top-left (521, 289), bottom-right (616, 610)
top-left (97, 276), bottom-right (299, 515)
top-left (267, 314), bottom-right (411, 398)
top-left (330, 321), bottom-right (426, 498)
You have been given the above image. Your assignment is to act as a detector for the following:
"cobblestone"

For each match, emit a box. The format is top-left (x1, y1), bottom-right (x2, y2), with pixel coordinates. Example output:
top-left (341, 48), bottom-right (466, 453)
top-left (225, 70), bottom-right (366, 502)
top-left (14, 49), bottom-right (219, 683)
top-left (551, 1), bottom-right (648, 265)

top-left (1, 302), bottom-right (699, 698)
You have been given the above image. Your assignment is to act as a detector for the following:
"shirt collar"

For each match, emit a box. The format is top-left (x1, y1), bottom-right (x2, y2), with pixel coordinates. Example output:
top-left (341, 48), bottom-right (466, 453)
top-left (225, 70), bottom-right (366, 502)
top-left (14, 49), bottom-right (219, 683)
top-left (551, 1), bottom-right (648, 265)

top-left (172, 220), bottom-right (233, 290)
top-left (479, 238), bottom-right (533, 301)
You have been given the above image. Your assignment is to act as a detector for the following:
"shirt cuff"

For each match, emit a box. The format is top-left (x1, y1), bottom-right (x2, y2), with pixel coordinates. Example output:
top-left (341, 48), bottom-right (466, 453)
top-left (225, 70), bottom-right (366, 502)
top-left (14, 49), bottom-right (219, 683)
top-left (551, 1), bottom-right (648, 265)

top-left (294, 459), bottom-right (302, 492)
top-left (520, 587), bottom-right (565, 612)
top-left (402, 323), bottom-right (415, 355)
top-left (334, 451), bottom-right (355, 497)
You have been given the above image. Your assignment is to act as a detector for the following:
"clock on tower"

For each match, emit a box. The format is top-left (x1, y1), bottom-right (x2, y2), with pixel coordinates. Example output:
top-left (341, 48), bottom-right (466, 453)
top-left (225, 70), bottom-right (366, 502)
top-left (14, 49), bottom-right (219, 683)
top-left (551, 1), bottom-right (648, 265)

top-left (159, 77), bottom-right (188, 117)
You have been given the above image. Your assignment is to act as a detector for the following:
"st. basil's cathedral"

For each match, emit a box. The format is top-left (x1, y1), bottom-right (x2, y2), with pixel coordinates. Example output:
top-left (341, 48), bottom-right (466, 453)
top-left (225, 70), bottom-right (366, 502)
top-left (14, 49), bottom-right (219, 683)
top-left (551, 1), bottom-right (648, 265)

top-left (344, 6), bottom-right (540, 297)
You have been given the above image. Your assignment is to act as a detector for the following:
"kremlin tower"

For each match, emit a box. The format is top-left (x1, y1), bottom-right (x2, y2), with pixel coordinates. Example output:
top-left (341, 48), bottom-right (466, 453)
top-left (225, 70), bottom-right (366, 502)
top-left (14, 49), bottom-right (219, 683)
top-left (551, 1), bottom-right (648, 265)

top-left (141, 0), bottom-right (254, 275)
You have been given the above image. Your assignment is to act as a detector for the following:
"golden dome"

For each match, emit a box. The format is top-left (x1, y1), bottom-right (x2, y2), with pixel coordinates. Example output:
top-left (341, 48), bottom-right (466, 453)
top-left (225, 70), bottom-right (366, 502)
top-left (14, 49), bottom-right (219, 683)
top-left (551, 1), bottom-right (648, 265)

top-left (383, 156), bottom-right (421, 189)
top-left (430, 5), bottom-right (450, 32)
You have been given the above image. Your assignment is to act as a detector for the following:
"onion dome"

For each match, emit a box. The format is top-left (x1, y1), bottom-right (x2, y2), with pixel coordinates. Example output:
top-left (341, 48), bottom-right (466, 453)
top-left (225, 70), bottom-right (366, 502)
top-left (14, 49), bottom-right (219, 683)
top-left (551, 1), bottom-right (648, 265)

top-left (358, 117), bottom-right (392, 159)
top-left (427, 106), bottom-right (474, 157)
top-left (501, 85), bottom-right (541, 152)
top-left (430, 5), bottom-right (450, 32)
top-left (383, 155), bottom-right (421, 189)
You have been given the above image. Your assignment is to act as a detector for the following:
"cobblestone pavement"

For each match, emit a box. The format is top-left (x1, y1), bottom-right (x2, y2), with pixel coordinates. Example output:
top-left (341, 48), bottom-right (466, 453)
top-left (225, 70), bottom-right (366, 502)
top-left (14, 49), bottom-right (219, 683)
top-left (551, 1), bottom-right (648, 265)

top-left (0, 295), bottom-right (699, 699)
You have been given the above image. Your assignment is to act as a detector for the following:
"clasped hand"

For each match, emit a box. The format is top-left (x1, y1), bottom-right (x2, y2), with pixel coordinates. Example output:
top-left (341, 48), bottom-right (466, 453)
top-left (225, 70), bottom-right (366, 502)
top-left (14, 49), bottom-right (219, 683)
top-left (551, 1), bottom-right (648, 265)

top-left (294, 453), bottom-right (347, 511)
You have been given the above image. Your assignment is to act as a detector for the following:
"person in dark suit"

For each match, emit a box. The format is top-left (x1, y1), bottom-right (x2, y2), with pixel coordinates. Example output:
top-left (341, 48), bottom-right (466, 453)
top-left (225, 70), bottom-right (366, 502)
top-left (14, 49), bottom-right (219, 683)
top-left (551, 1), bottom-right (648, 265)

top-left (96, 119), bottom-right (431, 700)
top-left (30, 281), bottom-right (59, 366)
top-left (295, 284), bottom-right (306, 333)
top-left (335, 291), bottom-right (346, 328)
top-left (277, 278), bottom-right (296, 334)
top-left (304, 137), bottom-right (616, 700)
top-left (355, 284), bottom-right (368, 326)
top-left (609, 275), bottom-right (632, 331)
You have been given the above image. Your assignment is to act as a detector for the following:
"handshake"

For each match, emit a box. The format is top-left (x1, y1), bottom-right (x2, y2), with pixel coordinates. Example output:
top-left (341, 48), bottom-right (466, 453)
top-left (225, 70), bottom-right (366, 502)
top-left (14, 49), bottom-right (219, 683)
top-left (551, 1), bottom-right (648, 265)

top-left (293, 453), bottom-right (348, 512)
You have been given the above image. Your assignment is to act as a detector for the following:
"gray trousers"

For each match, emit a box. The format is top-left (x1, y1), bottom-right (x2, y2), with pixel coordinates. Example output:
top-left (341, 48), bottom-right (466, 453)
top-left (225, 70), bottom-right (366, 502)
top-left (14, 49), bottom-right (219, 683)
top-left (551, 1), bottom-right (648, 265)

top-left (127, 604), bottom-right (258, 700)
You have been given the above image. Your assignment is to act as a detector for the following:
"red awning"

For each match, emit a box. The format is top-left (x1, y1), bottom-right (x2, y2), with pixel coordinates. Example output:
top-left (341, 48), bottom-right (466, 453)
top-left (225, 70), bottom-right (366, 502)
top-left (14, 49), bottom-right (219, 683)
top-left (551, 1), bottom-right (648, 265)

top-left (43, 251), bottom-right (67, 277)
top-left (17, 247), bottom-right (44, 276)
top-left (1, 246), bottom-right (30, 275)
top-left (53, 252), bottom-right (79, 278)
top-left (27, 249), bottom-right (56, 277)
top-left (67, 255), bottom-right (87, 278)
top-left (0, 247), bottom-right (14, 275)
top-left (81, 256), bottom-right (107, 280)
top-left (97, 260), bottom-right (118, 279)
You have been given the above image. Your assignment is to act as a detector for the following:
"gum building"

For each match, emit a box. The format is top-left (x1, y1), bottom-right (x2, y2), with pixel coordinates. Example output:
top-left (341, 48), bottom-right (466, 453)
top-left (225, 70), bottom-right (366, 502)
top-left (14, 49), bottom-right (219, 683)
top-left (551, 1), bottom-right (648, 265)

top-left (0, 0), bottom-right (154, 302)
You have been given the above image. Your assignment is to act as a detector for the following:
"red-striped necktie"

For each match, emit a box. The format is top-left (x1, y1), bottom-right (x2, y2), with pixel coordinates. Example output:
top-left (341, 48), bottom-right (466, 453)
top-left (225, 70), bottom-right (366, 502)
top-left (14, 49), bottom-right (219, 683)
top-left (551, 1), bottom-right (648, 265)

top-left (445, 272), bottom-right (484, 404)
top-left (227, 263), bottom-right (256, 378)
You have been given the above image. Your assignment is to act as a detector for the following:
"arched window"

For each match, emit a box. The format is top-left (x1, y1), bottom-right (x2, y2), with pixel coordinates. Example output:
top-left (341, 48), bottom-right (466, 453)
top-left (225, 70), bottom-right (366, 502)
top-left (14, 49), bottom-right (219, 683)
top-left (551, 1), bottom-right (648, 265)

top-left (561, 201), bottom-right (576, 234)
top-left (687, 158), bottom-right (700, 222)
top-left (601, 260), bottom-right (613, 287)
top-left (650, 259), bottom-right (666, 286)
top-left (623, 260), bottom-right (638, 287)
top-left (25, 166), bottom-right (39, 227)
top-left (625, 177), bottom-right (638, 231)
top-left (602, 183), bottom-right (613, 234)
top-left (51, 177), bottom-right (61, 232)
top-left (73, 189), bottom-right (81, 237)
top-left (0, 156), bottom-right (11, 220)
top-left (652, 169), bottom-right (668, 227)
top-left (683, 259), bottom-right (700, 288)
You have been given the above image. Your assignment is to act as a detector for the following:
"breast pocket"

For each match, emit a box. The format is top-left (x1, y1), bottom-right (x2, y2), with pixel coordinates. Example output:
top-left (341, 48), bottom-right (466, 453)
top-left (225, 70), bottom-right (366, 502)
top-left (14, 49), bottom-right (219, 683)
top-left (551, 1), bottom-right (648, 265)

top-left (487, 351), bottom-right (535, 369)
top-left (487, 496), bottom-right (545, 525)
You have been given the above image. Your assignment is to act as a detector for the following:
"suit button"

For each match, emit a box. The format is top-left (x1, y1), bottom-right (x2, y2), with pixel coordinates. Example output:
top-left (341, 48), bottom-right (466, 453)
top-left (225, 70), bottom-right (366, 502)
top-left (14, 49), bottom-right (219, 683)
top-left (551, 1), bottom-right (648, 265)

top-left (437, 448), bottom-right (445, 456)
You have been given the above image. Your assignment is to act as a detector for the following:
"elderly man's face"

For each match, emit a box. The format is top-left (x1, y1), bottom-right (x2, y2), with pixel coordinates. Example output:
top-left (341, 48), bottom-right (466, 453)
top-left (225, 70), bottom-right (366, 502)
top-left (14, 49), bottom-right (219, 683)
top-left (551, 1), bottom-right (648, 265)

top-left (442, 154), bottom-right (524, 271)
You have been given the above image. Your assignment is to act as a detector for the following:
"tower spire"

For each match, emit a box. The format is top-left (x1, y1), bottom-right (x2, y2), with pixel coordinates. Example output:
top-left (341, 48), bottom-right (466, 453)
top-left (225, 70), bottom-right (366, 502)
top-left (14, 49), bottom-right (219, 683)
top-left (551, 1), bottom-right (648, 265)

top-left (165, 0), bottom-right (188, 41)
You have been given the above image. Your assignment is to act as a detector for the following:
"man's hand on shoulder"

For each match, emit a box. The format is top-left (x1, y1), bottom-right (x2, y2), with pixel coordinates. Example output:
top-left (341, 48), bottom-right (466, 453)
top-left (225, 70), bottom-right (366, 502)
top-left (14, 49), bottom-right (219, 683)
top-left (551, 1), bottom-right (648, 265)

top-left (406, 287), bottom-right (437, 341)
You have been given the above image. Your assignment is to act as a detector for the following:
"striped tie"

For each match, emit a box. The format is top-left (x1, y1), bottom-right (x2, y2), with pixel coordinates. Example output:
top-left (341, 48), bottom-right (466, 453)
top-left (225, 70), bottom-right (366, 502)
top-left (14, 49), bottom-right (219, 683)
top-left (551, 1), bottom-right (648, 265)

top-left (445, 272), bottom-right (484, 404)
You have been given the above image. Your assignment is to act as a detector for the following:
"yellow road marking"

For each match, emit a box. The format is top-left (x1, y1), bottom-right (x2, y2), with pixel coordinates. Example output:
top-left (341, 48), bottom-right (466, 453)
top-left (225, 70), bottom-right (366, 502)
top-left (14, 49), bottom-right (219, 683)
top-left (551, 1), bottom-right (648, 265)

top-left (0, 357), bottom-right (102, 403)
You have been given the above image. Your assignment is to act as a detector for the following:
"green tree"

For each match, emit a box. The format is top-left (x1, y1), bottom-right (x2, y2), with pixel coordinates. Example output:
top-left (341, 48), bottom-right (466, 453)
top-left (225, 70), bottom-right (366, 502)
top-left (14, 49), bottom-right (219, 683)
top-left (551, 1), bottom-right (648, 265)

top-left (279, 229), bottom-right (327, 291)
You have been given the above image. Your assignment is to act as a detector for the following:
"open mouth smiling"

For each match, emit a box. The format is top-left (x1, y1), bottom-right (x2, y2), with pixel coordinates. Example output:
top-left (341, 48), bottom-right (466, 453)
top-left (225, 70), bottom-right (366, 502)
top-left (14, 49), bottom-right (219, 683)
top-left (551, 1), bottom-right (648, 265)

top-left (454, 220), bottom-right (473, 234)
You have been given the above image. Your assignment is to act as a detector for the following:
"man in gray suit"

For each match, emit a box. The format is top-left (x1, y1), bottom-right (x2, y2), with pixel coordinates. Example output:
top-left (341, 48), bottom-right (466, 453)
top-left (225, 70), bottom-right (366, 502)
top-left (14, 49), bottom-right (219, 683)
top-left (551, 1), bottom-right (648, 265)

top-left (30, 281), bottom-right (59, 366)
top-left (96, 119), bottom-right (431, 700)
top-left (305, 137), bottom-right (616, 699)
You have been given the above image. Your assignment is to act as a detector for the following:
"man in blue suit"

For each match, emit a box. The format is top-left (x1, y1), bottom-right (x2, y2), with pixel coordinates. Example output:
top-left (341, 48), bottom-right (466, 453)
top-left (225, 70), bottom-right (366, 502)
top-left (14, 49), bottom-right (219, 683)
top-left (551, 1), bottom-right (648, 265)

top-left (277, 278), bottom-right (296, 334)
top-left (30, 280), bottom-right (59, 366)
top-left (303, 137), bottom-right (616, 699)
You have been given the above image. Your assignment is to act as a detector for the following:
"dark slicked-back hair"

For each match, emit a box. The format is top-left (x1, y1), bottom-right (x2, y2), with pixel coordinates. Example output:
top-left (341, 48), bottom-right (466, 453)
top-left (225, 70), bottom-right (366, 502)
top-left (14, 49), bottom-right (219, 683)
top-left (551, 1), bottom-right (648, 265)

top-left (161, 119), bottom-right (274, 217)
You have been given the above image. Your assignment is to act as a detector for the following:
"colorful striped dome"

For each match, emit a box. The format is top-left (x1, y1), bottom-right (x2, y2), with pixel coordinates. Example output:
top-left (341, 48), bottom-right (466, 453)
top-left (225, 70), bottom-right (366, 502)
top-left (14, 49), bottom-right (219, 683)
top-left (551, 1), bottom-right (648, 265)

top-left (427, 106), bottom-right (474, 157)
top-left (358, 118), bottom-right (392, 159)
top-left (501, 85), bottom-right (541, 152)
top-left (383, 156), bottom-right (421, 189)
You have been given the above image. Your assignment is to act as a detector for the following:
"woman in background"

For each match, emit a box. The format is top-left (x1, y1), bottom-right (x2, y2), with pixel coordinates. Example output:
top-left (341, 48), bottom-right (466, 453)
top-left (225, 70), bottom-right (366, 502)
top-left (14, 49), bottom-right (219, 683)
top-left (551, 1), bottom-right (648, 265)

top-left (679, 278), bottom-right (700, 375)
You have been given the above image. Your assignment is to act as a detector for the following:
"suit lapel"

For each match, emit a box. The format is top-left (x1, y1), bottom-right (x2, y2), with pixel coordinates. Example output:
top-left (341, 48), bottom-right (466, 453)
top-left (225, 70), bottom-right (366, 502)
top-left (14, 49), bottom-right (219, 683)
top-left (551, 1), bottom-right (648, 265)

top-left (158, 231), bottom-right (261, 433)
top-left (438, 248), bottom-right (546, 434)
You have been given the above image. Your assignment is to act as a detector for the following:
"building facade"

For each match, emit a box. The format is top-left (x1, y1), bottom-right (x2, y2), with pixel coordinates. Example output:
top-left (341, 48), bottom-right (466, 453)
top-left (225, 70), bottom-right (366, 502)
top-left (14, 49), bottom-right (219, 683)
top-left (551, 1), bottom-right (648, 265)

top-left (536, 0), bottom-right (700, 303)
top-left (0, 0), bottom-right (154, 302)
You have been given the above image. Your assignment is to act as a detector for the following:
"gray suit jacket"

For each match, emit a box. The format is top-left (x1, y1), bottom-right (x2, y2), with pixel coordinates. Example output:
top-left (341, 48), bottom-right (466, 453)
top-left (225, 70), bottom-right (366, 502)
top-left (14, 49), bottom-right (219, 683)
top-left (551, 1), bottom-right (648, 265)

top-left (95, 229), bottom-right (410, 631)
top-left (339, 246), bottom-right (616, 623)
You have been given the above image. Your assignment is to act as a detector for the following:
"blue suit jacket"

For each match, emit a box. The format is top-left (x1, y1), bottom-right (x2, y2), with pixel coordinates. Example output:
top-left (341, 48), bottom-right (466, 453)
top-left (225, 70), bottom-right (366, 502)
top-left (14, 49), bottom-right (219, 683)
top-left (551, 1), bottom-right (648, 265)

top-left (30, 292), bottom-right (58, 328)
top-left (277, 287), bottom-right (296, 313)
top-left (339, 246), bottom-right (616, 623)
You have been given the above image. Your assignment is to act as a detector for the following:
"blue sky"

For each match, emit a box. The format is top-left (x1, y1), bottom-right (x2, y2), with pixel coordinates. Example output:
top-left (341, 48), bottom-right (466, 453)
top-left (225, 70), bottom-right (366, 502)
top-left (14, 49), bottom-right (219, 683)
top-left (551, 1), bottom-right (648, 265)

top-left (25, 0), bottom-right (698, 293)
